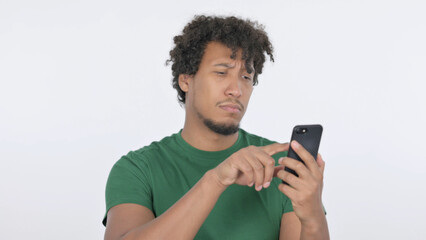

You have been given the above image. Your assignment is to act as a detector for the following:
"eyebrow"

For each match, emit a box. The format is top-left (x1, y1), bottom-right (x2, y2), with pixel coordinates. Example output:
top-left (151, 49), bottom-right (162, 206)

top-left (212, 62), bottom-right (253, 73)
top-left (213, 63), bottom-right (235, 68)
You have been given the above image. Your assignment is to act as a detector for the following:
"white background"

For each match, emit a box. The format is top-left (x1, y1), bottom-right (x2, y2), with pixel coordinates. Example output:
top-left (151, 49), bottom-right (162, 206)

top-left (1, 0), bottom-right (425, 239)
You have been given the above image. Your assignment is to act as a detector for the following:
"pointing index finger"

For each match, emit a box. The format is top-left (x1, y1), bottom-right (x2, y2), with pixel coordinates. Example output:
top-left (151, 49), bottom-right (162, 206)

top-left (260, 142), bottom-right (289, 156)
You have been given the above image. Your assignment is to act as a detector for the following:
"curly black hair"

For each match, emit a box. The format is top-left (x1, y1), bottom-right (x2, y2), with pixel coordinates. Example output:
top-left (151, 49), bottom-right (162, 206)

top-left (166, 15), bottom-right (274, 105)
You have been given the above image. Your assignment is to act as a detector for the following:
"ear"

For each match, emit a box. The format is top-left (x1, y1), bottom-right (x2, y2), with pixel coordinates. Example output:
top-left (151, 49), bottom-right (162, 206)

top-left (178, 74), bottom-right (192, 93)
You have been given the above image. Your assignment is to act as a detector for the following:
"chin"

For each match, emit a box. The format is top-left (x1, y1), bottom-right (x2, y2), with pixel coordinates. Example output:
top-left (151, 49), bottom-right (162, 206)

top-left (203, 118), bottom-right (240, 136)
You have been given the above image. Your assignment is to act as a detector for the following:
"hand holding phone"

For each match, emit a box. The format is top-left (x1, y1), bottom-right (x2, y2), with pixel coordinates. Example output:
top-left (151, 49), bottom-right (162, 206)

top-left (277, 125), bottom-right (328, 236)
top-left (283, 124), bottom-right (323, 185)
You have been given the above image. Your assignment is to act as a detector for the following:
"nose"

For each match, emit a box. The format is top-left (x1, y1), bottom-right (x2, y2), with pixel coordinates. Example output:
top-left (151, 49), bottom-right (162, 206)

top-left (224, 74), bottom-right (242, 98)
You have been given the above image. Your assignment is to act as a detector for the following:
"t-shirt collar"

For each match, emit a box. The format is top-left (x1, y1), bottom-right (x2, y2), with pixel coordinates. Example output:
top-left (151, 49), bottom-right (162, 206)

top-left (175, 129), bottom-right (243, 160)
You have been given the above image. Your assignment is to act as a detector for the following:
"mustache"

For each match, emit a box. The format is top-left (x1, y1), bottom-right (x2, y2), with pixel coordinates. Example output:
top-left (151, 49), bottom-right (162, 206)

top-left (216, 99), bottom-right (244, 111)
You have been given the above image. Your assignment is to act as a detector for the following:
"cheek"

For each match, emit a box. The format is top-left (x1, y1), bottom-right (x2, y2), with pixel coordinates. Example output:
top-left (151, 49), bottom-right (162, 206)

top-left (191, 79), bottom-right (216, 109)
top-left (244, 85), bottom-right (254, 100)
top-left (199, 79), bottom-right (221, 101)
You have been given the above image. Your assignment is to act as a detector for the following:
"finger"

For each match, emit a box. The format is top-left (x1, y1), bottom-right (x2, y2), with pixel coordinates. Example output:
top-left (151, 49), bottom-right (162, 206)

top-left (232, 157), bottom-right (255, 186)
top-left (276, 169), bottom-right (303, 189)
top-left (245, 153), bottom-right (265, 191)
top-left (260, 142), bottom-right (289, 156)
top-left (281, 157), bottom-right (311, 180)
top-left (291, 140), bottom-right (321, 177)
top-left (273, 165), bottom-right (284, 178)
top-left (252, 147), bottom-right (276, 188)
top-left (317, 153), bottom-right (325, 175)
top-left (278, 183), bottom-right (298, 201)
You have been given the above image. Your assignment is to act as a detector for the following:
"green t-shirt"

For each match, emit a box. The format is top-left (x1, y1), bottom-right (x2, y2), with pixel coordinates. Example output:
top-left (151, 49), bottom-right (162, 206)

top-left (103, 129), bottom-right (293, 239)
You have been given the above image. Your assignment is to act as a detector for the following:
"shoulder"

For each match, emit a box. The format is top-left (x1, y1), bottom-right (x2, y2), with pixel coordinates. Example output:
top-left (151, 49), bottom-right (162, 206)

top-left (239, 129), bottom-right (277, 146)
top-left (113, 132), bottom-right (179, 169)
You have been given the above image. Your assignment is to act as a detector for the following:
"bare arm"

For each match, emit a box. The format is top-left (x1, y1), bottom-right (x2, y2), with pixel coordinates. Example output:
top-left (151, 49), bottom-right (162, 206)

top-left (105, 204), bottom-right (155, 240)
top-left (279, 212), bottom-right (301, 240)
top-left (279, 211), bottom-right (329, 240)
top-left (104, 170), bottom-right (226, 240)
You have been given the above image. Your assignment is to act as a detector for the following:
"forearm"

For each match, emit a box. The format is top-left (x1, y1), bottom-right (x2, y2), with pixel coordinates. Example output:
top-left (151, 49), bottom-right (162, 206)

top-left (300, 215), bottom-right (330, 240)
top-left (121, 170), bottom-right (227, 240)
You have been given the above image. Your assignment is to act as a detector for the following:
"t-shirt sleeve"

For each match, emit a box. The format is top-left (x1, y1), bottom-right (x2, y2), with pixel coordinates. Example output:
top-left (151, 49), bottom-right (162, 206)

top-left (102, 151), bottom-right (153, 226)
top-left (282, 195), bottom-right (294, 214)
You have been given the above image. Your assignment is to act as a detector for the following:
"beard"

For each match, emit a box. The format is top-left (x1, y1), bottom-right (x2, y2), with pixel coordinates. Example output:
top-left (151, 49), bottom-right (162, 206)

top-left (196, 111), bottom-right (240, 136)
top-left (203, 118), bottom-right (240, 136)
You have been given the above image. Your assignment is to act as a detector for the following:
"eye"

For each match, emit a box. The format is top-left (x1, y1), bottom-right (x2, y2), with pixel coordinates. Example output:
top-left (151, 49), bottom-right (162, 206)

top-left (243, 75), bottom-right (252, 81)
top-left (215, 71), bottom-right (226, 75)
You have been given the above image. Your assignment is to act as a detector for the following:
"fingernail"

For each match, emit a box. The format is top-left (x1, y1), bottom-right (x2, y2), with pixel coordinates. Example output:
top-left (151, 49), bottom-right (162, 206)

top-left (263, 182), bottom-right (270, 188)
top-left (256, 185), bottom-right (263, 191)
top-left (248, 182), bottom-right (254, 187)
top-left (292, 140), bottom-right (299, 148)
top-left (278, 158), bottom-right (283, 164)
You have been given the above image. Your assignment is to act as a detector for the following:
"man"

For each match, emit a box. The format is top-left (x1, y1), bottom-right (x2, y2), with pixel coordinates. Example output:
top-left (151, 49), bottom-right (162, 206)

top-left (103, 15), bottom-right (329, 240)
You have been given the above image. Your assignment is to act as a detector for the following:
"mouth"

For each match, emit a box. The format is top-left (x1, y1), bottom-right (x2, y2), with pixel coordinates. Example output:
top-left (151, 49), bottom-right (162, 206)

top-left (219, 104), bottom-right (242, 113)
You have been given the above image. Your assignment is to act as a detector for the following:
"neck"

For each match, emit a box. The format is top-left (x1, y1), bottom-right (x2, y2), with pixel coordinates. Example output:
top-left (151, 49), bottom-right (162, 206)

top-left (181, 115), bottom-right (239, 152)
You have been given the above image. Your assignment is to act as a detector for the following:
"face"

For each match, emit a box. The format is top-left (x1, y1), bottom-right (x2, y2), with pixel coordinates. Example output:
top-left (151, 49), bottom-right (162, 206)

top-left (179, 41), bottom-right (254, 135)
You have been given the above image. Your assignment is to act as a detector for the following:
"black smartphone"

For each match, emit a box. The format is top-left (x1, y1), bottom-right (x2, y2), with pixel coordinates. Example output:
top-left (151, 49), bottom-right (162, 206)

top-left (283, 124), bottom-right (323, 185)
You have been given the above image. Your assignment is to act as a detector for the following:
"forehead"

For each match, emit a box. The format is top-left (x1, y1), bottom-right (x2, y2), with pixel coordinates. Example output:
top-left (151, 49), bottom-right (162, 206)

top-left (201, 41), bottom-right (246, 66)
